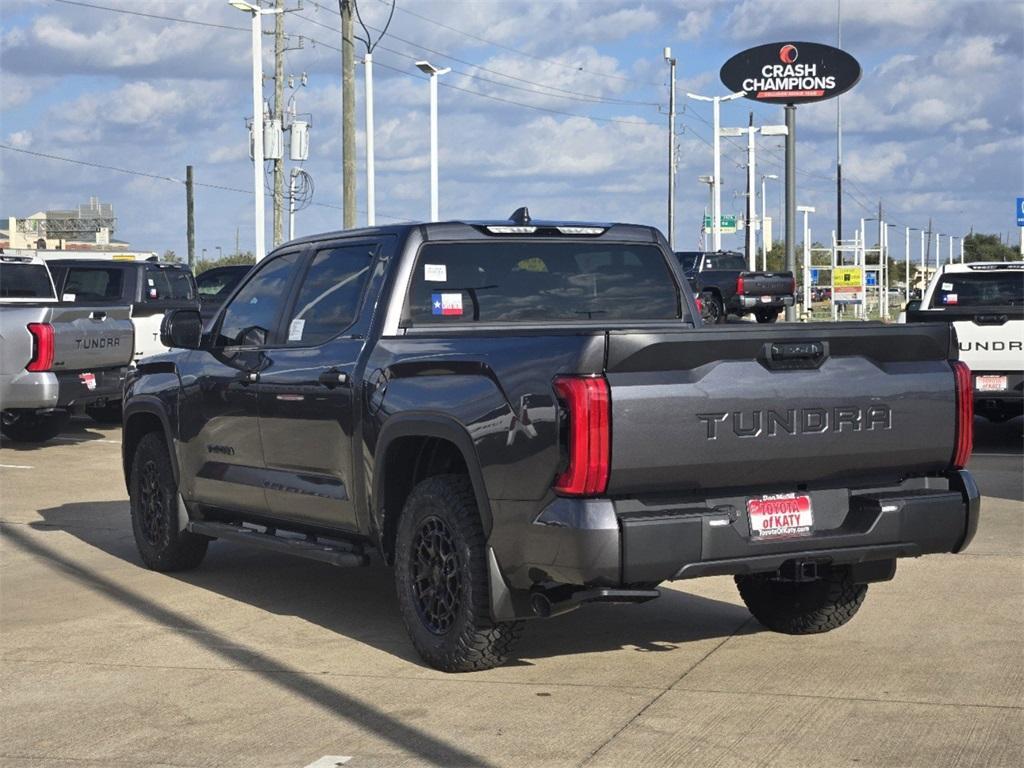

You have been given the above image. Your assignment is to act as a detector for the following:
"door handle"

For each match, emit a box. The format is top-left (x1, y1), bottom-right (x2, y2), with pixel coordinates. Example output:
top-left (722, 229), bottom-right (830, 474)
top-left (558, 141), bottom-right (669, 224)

top-left (318, 369), bottom-right (349, 388)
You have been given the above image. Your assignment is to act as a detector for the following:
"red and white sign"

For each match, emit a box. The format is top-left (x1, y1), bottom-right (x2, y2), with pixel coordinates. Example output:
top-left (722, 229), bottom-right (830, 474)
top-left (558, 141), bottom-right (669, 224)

top-left (976, 375), bottom-right (1008, 392)
top-left (747, 493), bottom-right (814, 538)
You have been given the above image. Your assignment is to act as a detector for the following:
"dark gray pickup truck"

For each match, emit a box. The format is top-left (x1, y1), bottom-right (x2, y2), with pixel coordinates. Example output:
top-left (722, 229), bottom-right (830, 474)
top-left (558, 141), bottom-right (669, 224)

top-left (122, 212), bottom-right (978, 671)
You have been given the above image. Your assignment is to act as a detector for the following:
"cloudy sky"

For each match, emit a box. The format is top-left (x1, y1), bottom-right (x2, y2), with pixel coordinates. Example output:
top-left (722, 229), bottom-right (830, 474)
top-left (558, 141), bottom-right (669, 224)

top-left (1, 0), bottom-right (1022, 257)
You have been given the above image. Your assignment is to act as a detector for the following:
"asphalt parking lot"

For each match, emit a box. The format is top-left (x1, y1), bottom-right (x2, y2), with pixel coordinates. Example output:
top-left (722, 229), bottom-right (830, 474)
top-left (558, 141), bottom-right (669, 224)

top-left (1, 418), bottom-right (1022, 768)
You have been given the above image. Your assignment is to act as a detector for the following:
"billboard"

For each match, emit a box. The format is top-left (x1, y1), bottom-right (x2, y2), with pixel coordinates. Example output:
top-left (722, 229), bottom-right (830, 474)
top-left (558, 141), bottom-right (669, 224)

top-left (721, 42), bottom-right (862, 104)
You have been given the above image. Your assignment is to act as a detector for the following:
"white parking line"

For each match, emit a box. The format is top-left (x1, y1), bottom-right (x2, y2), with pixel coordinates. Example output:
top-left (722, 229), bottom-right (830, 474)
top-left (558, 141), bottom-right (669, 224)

top-left (51, 436), bottom-right (122, 444)
top-left (0, 464), bottom-right (34, 470)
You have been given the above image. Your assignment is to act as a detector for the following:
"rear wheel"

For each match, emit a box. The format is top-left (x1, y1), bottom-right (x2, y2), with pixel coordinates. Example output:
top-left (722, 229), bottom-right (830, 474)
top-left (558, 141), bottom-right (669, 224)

top-left (129, 431), bottom-right (207, 571)
top-left (0, 410), bottom-right (69, 443)
top-left (754, 307), bottom-right (781, 323)
top-left (395, 474), bottom-right (522, 672)
top-left (701, 292), bottom-right (725, 325)
top-left (735, 566), bottom-right (867, 634)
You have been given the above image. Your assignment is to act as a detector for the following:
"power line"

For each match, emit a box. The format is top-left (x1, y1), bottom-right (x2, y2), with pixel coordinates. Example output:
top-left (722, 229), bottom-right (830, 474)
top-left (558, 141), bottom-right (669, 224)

top-left (51, 0), bottom-right (247, 31)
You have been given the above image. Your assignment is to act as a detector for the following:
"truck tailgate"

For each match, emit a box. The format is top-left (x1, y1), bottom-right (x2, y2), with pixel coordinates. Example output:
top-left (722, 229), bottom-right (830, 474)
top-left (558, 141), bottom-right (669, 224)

top-left (606, 323), bottom-right (957, 495)
top-left (47, 305), bottom-right (134, 371)
top-left (740, 271), bottom-right (793, 295)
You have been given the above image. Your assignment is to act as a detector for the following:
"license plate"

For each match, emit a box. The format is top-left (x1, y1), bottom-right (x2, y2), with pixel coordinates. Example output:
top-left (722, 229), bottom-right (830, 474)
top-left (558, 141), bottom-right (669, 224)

top-left (79, 372), bottom-right (97, 391)
top-left (747, 494), bottom-right (814, 539)
top-left (976, 375), bottom-right (1008, 392)
top-left (760, 295), bottom-right (773, 303)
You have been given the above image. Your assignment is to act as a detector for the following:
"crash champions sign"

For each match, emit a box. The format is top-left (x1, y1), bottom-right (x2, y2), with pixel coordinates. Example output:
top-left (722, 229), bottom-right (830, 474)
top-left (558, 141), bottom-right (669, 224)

top-left (721, 42), bottom-right (861, 104)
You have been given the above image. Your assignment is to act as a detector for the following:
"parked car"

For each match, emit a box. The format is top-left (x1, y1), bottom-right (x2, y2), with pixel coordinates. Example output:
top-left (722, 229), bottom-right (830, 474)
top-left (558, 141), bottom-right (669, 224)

top-left (195, 265), bottom-right (252, 323)
top-left (123, 212), bottom-right (978, 672)
top-left (676, 250), bottom-right (795, 323)
top-left (0, 252), bottom-right (134, 442)
top-left (903, 261), bottom-right (1023, 422)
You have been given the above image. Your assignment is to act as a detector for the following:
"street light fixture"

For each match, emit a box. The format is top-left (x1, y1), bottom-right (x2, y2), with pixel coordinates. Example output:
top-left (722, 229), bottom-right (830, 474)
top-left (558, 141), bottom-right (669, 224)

top-left (416, 60), bottom-right (451, 222)
top-left (664, 47), bottom-right (677, 250)
top-left (686, 90), bottom-right (745, 251)
top-left (228, 0), bottom-right (282, 262)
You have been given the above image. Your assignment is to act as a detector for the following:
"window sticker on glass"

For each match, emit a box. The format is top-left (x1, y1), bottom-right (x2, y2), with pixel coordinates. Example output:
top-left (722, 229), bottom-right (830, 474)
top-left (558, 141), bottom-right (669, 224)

top-left (432, 292), bottom-right (463, 316)
top-left (288, 318), bottom-right (305, 341)
top-left (424, 264), bottom-right (447, 282)
top-left (941, 282), bottom-right (954, 291)
top-left (943, 293), bottom-right (958, 304)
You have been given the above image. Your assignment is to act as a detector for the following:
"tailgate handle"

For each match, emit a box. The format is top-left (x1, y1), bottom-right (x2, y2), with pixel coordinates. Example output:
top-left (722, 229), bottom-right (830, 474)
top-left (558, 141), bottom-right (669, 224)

top-left (973, 313), bottom-right (1007, 326)
top-left (763, 342), bottom-right (827, 370)
top-left (90, 311), bottom-right (106, 320)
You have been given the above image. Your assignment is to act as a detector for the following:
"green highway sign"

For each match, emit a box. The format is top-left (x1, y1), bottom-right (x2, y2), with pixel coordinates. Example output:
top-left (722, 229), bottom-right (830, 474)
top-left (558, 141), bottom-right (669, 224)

top-left (703, 215), bottom-right (737, 234)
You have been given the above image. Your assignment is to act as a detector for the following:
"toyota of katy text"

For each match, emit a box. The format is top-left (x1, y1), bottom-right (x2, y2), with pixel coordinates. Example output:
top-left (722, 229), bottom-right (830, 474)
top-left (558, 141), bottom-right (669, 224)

top-left (121, 211), bottom-right (979, 672)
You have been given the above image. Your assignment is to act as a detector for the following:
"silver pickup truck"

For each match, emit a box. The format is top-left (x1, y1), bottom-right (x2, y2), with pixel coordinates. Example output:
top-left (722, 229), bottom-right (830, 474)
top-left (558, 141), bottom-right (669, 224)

top-left (0, 253), bottom-right (134, 442)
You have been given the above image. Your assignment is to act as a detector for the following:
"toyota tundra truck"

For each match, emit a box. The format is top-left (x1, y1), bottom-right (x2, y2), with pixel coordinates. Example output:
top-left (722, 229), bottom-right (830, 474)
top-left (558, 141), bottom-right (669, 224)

top-left (677, 250), bottom-right (796, 323)
top-left (904, 261), bottom-right (1023, 422)
top-left (1, 253), bottom-right (134, 442)
top-left (122, 211), bottom-right (978, 672)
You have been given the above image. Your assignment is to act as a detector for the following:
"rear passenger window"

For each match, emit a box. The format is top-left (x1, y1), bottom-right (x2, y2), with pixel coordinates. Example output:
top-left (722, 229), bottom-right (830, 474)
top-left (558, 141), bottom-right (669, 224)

top-left (62, 266), bottom-right (124, 300)
top-left (284, 245), bottom-right (374, 346)
top-left (405, 242), bottom-right (681, 325)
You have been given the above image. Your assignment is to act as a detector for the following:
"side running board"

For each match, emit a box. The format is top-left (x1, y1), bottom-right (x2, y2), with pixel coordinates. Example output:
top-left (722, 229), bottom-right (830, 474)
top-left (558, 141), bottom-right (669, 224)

top-left (187, 520), bottom-right (369, 567)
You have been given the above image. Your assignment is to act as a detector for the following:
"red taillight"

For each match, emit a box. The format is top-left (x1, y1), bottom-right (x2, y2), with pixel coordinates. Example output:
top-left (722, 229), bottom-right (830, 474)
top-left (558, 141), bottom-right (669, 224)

top-left (26, 323), bottom-right (54, 372)
top-left (736, 274), bottom-right (746, 294)
top-left (951, 361), bottom-right (973, 469)
top-left (553, 376), bottom-right (610, 496)
top-left (695, 296), bottom-right (704, 315)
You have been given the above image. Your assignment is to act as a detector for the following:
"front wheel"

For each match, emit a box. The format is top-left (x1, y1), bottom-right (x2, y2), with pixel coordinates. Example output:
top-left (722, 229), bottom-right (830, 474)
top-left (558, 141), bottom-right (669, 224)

top-left (395, 474), bottom-right (522, 672)
top-left (129, 431), bottom-right (208, 571)
top-left (735, 566), bottom-right (867, 634)
top-left (754, 307), bottom-right (781, 323)
top-left (0, 410), bottom-right (69, 443)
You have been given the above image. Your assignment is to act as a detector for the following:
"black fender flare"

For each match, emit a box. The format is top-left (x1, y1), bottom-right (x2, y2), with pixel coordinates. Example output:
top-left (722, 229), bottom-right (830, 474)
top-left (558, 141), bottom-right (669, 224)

top-left (373, 413), bottom-right (493, 540)
top-left (122, 397), bottom-right (178, 489)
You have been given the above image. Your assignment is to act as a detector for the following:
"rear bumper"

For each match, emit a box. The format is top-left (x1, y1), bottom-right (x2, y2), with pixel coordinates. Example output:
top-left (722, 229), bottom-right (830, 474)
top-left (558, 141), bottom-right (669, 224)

top-left (504, 471), bottom-right (979, 595)
top-left (55, 366), bottom-right (126, 409)
top-left (0, 370), bottom-right (59, 411)
top-left (736, 295), bottom-right (795, 310)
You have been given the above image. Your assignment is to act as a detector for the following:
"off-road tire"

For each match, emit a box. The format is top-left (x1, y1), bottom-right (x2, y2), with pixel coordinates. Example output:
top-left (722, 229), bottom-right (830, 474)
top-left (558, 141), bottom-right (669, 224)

top-left (86, 402), bottom-right (123, 425)
top-left (0, 410), bottom-right (69, 443)
top-left (395, 474), bottom-right (523, 672)
top-left (701, 292), bottom-right (725, 324)
top-left (129, 431), bottom-right (207, 572)
top-left (754, 308), bottom-right (781, 323)
top-left (735, 566), bottom-right (867, 634)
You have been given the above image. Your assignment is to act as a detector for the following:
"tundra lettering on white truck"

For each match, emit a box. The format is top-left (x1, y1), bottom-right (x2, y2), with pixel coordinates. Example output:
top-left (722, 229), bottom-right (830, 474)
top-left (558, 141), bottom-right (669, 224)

top-left (906, 261), bottom-right (1023, 423)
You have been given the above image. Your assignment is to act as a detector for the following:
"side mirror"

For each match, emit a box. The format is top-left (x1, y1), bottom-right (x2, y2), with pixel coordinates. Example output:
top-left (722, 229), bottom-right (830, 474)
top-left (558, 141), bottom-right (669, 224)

top-left (904, 299), bottom-right (922, 313)
top-left (161, 308), bottom-right (203, 350)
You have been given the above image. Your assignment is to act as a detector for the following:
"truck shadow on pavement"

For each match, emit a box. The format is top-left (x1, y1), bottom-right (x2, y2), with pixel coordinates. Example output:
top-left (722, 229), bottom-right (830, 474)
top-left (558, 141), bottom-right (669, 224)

top-left (0, 417), bottom-right (114, 451)
top-left (30, 500), bottom-right (759, 668)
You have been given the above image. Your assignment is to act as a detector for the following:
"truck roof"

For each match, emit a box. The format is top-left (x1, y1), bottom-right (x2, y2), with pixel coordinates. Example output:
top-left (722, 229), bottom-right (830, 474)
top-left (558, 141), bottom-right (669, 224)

top-left (938, 261), bottom-right (1024, 273)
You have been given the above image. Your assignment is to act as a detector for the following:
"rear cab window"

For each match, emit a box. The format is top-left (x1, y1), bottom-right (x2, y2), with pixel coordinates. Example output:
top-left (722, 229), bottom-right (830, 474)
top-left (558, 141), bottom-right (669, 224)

top-left (404, 241), bottom-right (683, 326)
top-left (144, 265), bottom-right (195, 302)
top-left (59, 265), bottom-right (125, 301)
top-left (0, 260), bottom-right (55, 300)
top-left (929, 269), bottom-right (1024, 309)
top-left (702, 253), bottom-right (747, 271)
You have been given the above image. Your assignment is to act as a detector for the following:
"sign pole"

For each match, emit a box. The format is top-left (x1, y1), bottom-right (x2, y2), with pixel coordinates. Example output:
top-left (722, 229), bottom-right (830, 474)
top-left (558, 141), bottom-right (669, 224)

top-left (784, 104), bottom-right (797, 321)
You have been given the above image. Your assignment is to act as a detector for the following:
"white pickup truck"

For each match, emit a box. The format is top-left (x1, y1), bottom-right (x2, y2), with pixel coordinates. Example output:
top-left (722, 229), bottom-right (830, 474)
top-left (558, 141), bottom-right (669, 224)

top-left (905, 261), bottom-right (1023, 422)
top-left (0, 253), bottom-right (135, 441)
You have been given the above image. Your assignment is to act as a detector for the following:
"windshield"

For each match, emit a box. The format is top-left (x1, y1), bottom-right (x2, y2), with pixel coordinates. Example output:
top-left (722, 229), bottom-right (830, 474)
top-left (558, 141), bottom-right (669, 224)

top-left (929, 270), bottom-right (1024, 308)
top-left (0, 262), bottom-right (56, 300)
top-left (406, 241), bottom-right (681, 325)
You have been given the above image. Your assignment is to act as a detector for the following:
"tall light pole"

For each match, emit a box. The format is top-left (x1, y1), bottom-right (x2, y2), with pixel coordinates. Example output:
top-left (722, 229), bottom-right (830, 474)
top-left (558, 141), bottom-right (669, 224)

top-left (216, 246), bottom-right (223, 260)
top-left (686, 90), bottom-right (745, 251)
top-left (798, 205), bottom-right (815, 310)
top-left (229, 0), bottom-right (282, 262)
top-left (365, 52), bottom-right (376, 226)
top-left (761, 173), bottom-right (778, 269)
top-left (664, 47), bottom-right (677, 250)
top-left (698, 175), bottom-right (714, 251)
top-left (416, 61), bottom-right (450, 222)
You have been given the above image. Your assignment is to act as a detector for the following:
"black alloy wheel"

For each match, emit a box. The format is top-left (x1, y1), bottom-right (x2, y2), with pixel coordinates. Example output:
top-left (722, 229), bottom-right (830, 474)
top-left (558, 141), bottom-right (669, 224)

top-left (410, 515), bottom-right (463, 634)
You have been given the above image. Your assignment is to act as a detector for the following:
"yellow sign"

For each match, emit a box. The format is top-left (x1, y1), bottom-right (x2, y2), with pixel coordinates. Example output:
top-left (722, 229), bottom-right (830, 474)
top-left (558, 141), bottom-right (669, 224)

top-left (833, 266), bottom-right (863, 286)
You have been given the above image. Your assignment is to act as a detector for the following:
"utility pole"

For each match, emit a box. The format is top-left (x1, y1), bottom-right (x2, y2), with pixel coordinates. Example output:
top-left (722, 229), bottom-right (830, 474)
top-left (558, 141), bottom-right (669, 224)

top-left (836, 0), bottom-right (843, 243)
top-left (664, 48), bottom-right (677, 250)
top-left (745, 112), bottom-right (756, 267)
top-left (341, 0), bottom-right (356, 228)
top-left (185, 165), bottom-right (195, 269)
top-left (272, 0), bottom-right (285, 246)
top-left (784, 103), bottom-right (797, 321)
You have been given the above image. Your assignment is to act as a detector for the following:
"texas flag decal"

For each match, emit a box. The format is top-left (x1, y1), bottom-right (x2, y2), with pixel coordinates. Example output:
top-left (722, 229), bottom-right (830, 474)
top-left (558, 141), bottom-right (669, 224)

top-left (432, 292), bottom-right (463, 316)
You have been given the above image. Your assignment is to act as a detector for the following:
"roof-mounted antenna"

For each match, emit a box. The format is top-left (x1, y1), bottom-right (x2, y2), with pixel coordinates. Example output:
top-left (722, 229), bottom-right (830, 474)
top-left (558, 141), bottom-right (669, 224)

top-left (509, 207), bottom-right (531, 225)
